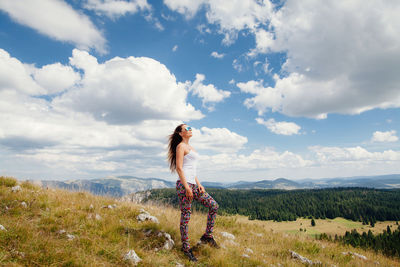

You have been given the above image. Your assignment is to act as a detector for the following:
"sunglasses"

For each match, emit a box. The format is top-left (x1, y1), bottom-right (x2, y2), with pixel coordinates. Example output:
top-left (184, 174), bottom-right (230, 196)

top-left (184, 126), bottom-right (192, 131)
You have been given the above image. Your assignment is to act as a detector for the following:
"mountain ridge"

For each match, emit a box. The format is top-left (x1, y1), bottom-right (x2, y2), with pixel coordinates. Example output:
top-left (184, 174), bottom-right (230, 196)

top-left (32, 174), bottom-right (400, 197)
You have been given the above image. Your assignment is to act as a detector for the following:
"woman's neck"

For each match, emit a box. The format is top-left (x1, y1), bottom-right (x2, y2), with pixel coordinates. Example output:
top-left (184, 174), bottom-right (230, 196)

top-left (181, 137), bottom-right (190, 144)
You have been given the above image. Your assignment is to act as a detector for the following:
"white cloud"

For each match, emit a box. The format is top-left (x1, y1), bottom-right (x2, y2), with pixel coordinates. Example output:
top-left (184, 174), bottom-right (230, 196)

top-left (191, 127), bottom-right (247, 153)
top-left (0, 49), bottom-right (45, 95)
top-left (310, 146), bottom-right (400, 164)
top-left (200, 147), bottom-right (312, 172)
top-left (240, 0), bottom-right (400, 118)
top-left (164, 0), bottom-right (273, 45)
top-left (232, 59), bottom-right (244, 72)
top-left (163, 0), bottom-right (206, 19)
top-left (54, 49), bottom-right (203, 124)
top-left (0, 0), bottom-right (106, 54)
top-left (256, 118), bottom-right (301, 136)
top-left (33, 63), bottom-right (81, 95)
top-left (172, 45), bottom-right (178, 52)
top-left (186, 73), bottom-right (231, 110)
top-left (0, 48), bottom-right (251, 180)
top-left (247, 28), bottom-right (275, 57)
top-left (211, 51), bottom-right (225, 59)
top-left (83, 0), bottom-right (151, 19)
top-left (372, 130), bottom-right (399, 143)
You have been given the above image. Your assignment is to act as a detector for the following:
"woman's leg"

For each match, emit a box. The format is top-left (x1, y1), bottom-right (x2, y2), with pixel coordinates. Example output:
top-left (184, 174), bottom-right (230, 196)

top-left (192, 185), bottom-right (219, 237)
top-left (176, 181), bottom-right (193, 251)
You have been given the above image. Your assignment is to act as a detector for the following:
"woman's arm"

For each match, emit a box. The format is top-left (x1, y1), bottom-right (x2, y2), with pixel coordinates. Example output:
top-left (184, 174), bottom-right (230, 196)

top-left (176, 144), bottom-right (193, 200)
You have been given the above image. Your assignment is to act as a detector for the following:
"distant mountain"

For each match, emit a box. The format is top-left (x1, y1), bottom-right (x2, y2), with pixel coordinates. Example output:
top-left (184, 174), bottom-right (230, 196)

top-left (33, 176), bottom-right (174, 197)
top-left (34, 174), bottom-right (400, 197)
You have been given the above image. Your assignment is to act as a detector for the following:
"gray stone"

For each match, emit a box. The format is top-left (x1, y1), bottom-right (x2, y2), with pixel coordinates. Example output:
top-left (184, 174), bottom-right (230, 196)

top-left (220, 231), bottom-right (235, 240)
top-left (67, 234), bottom-right (75, 240)
top-left (11, 185), bottom-right (21, 192)
top-left (137, 212), bottom-right (159, 224)
top-left (124, 249), bottom-right (142, 265)
top-left (342, 251), bottom-right (367, 260)
top-left (289, 250), bottom-right (321, 265)
top-left (245, 248), bottom-right (254, 254)
top-left (21, 202), bottom-right (27, 208)
top-left (162, 232), bottom-right (175, 250)
top-left (0, 224), bottom-right (7, 231)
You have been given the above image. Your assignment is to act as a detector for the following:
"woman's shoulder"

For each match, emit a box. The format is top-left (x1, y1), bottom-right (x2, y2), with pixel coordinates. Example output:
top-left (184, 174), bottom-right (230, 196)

top-left (176, 142), bottom-right (189, 151)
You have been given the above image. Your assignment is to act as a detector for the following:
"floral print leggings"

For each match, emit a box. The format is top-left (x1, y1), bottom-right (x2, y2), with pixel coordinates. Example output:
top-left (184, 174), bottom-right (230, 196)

top-left (176, 180), bottom-right (219, 251)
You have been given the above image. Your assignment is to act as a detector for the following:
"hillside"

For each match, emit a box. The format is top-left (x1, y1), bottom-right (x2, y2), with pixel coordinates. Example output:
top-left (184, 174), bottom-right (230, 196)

top-left (1, 176), bottom-right (400, 266)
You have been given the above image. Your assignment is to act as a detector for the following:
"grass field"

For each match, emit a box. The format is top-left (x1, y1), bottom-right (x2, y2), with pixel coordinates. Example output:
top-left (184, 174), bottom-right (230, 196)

top-left (235, 216), bottom-right (398, 238)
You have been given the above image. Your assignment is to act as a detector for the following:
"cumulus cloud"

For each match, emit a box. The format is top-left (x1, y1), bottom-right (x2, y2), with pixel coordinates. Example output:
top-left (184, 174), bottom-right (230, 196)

top-left (256, 118), bottom-right (301, 136)
top-left (0, 0), bottom-right (106, 54)
top-left (211, 51), bottom-right (225, 59)
top-left (33, 63), bottom-right (81, 95)
top-left (310, 146), bottom-right (400, 164)
top-left (371, 130), bottom-right (399, 143)
top-left (240, 0), bottom-right (400, 118)
top-left (0, 48), bottom-right (251, 180)
top-left (0, 49), bottom-right (45, 95)
top-left (83, 0), bottom-right (151, 18)
top-left (54, 49), bottom-right (203, 124)
top-left (191, 127), bottom-right (247, 153)
top-left (164, 0), bottom-right (273, 45)
top-left (163, 0), bottom-right (206, 19)
top-left (186, 73), bottom-right (231, 111)
top-left (200, 147), bottom-right (312, 172)
top-left (172, 45), bottom-right (178, 52)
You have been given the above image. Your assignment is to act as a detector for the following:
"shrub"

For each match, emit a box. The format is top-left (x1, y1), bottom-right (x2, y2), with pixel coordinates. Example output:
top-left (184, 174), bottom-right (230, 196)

top-left (0, 176), bottom-right (17, 187)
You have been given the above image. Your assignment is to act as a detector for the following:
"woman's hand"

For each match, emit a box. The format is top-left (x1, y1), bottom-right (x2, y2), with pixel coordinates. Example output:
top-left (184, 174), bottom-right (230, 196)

top-left (185, 187), bottom-right (193, 201)
top-left (198, 184), bottom-right (205, 194)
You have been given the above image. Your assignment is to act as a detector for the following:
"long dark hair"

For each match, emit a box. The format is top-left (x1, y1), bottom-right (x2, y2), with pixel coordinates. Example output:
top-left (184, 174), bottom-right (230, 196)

top-left (168, 124), bottom-right (185, 172)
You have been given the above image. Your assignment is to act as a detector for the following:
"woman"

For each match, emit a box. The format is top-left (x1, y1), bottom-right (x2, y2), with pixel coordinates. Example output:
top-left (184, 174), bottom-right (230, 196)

top-left (168, 124), bottom-right (219, 262)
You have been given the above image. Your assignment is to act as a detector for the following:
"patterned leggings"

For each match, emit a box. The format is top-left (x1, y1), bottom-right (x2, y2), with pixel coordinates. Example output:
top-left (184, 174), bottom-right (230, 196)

top-left (176, 180), bottom-right (219, 251)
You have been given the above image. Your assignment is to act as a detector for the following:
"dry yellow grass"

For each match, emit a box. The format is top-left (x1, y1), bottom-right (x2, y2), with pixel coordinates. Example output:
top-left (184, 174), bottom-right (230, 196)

top-left (1, 176), bottom-right (399, 266)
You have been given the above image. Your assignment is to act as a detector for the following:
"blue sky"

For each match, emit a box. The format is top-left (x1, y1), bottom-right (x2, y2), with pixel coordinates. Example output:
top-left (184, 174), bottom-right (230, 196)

top-left (0, 0), bottom-right (399, 182)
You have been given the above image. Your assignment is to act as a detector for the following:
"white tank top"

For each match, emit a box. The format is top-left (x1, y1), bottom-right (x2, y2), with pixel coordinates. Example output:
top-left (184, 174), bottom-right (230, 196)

top-left (180, 150), bottom-right (199, 185)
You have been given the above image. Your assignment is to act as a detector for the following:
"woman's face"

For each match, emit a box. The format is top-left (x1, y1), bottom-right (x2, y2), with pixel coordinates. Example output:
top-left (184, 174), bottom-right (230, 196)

top-left (180, 124), bottom-right (193, 138)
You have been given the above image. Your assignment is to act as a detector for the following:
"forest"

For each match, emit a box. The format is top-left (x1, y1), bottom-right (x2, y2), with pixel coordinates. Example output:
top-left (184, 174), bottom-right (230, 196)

top-left (319, 224), bottom-right (400, 258)
top-left (145, 187), bottom-right (400, 224)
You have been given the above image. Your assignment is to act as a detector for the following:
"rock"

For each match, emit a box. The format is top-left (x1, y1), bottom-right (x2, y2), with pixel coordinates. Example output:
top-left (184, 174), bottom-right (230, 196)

top-left (89, 204), bottom-right (94, 210)
top-left (102, 204), bottom-right (116, 209)
top-left (67, 234), bottom-right (75, 240)
top-left (162, 232), bottom-right (175, 250)
top-left (255, 233), bottom-right (263, 237)
top-left (95, 214), bottom-right (102, 220)
top-left (220, 231), bottom-right (235, 240)
top-left (57, 229), bottom-right (66, 235)
top-left (175, 262), bottom-right (184, 267)
top-left (139, 208), bottom-right (149, 214)
top-left (0, 224), bottom-right (7, 231)
top-left (124, 249), bottom-right (142, 265)
top-left (342, 251), bottom-right (367, 260)
top-left (245, 248), bottom-right (254, 254)
top-left (289, 250), bottom-right (321, 265)
top-left (144, 229), bottom-right (153, 236)
top-left (137, 212), bottom-right (159, 224)
top-left (21, 202), bottom-right (27, 208)
top-left (242, 254), bottom-right (250, 258)
top-left (11, 185), bottom-right (21, 192)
